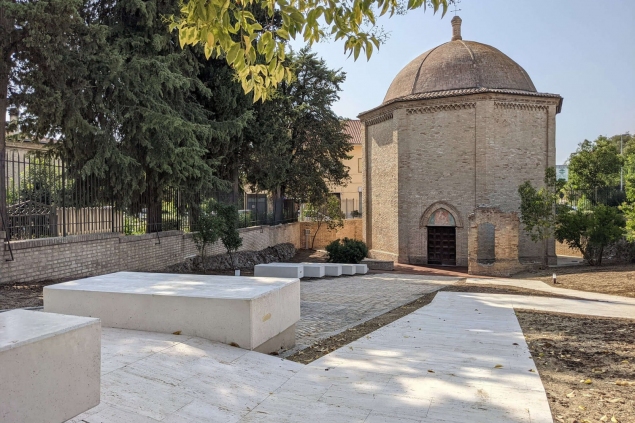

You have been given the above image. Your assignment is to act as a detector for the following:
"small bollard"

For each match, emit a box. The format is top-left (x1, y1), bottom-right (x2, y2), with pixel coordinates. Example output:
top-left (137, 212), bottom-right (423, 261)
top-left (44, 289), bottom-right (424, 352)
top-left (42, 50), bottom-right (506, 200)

top-left (235, 269), bottom-right (241, 276)
top-left (552, 272), bottom-right (557, 284)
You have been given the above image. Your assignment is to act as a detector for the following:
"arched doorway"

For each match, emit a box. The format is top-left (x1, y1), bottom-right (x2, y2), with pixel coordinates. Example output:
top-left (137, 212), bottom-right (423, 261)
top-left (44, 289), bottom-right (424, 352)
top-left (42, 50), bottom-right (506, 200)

top-left (427, 208), bottom-right (457, 265)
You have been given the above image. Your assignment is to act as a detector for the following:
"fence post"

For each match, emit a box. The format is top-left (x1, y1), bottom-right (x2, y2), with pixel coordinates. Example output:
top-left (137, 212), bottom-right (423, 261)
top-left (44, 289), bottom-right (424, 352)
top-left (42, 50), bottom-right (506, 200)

top-left (62, 158), bottom-right (67, 237)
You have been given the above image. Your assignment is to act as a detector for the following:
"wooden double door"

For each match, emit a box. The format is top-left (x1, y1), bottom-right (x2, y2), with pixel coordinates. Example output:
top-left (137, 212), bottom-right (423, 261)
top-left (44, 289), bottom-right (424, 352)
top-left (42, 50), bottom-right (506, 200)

top-left (427, 226), bottom-right (456, 266)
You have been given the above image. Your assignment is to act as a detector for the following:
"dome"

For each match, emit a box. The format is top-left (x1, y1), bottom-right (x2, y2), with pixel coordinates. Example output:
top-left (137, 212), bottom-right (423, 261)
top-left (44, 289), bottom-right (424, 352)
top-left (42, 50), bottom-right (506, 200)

top-left (383, 16), bottom-right (537, 104)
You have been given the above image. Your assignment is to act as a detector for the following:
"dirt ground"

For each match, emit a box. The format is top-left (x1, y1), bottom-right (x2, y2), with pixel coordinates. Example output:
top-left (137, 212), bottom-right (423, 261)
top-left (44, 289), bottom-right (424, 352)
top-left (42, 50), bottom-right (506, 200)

top-left (516, 310), bottom-right (635, 423)
top-left (0, 282), bottom-right (55, 310)
top-left (514, 264), bottom-right (635, 298)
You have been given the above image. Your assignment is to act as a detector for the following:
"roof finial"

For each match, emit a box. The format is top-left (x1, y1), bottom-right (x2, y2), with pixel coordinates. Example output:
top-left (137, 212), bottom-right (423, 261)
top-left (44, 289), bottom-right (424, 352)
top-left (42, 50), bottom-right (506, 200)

top-left (451, 15), bottom-right (462, 41)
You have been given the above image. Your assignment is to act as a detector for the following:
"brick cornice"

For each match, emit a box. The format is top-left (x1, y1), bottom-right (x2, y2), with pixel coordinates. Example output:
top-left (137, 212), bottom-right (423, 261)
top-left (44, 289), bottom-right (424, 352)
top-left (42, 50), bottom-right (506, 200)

top-left (406, 102), bottom-right (476, 115)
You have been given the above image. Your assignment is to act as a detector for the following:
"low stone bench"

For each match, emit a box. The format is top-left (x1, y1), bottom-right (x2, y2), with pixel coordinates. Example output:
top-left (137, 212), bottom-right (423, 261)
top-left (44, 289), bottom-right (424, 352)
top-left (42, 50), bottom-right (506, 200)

top-left (353, 264), bottom-right (369, 274)
top-left (302, 263), bottom-right (343, 276)
top-left (361, 258), bottom-right (394, 271)
top-left (0, 310), bottom-right (100, 423)
top-left (44, 272), bottom-right (300, 353)
top-left (254, 263), bottom-right (305, 278)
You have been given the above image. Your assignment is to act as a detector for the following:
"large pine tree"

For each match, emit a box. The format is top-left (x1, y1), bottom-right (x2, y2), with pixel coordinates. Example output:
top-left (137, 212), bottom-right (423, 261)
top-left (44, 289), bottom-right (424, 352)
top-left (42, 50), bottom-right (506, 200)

top-left (55, 0), bottom-right (251, 232)
top-left (243, 47), bottom-right (352, 209)
top-left (0, 0), bottom-right (95, 231)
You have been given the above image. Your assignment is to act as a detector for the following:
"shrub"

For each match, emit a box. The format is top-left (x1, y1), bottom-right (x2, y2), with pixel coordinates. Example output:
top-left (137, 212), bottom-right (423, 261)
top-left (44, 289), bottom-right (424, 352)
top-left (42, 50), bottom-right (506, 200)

top-left (326, 237), bottom-right (368, 264)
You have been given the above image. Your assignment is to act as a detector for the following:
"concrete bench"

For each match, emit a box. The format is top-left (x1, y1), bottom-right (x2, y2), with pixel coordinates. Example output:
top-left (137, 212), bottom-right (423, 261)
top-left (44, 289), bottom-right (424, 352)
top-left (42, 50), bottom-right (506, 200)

top-left (302, 263), bottom-right (343, 276)
top-left (0, 310), bottom-right (100, 423)
top-left (353, 264), bottom-right (369, 274)
top-left (255, 263), bottom-right (327, 278)
top-left (254, 263), bottom-right (304, 278)
top-left (361, 259), bottom-right (394, 271)
top-left (44, 272), bottom-right (300, 353)
top-left (330, 263), bottom-right (367, 275)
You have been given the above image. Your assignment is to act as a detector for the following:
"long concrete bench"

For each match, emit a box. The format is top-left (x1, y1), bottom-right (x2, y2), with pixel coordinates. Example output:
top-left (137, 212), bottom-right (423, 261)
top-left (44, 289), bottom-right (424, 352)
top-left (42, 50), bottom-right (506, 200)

top-left (44, 272), bottom-right (300, 353)
top-left (302, 263), bottom-right (343, 276)
top-left (254, 263), bottom-right (327, 278)
top-left (0, 310), bottom-right (100, 423)
top-left (254, 263), bottom-right (304, 278)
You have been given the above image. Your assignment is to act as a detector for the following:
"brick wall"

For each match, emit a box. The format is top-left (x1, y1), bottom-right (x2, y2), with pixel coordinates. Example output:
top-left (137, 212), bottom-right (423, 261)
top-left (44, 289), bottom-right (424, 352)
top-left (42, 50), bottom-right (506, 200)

top-left (300, 219), bottom-right (362, 250)
top-left (0, 223), bottom-right (301, 285)
top-left (366, 116), bottom-right (399, 261)
top-left (555, 241), bottom-right (582, 257)
top-left (361, 93), bottom-right (559, 267)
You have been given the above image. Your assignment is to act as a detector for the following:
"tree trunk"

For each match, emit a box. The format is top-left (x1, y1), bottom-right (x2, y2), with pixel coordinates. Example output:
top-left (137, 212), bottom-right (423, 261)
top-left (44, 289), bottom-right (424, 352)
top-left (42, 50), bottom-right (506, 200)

top-left (311, 219), bottom-right (322, 249)
top-left (146, 180), bottom-right (162, 233)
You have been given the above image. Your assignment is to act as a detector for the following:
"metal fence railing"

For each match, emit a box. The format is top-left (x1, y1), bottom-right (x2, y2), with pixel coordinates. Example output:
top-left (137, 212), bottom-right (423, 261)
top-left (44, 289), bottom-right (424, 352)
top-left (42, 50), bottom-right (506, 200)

top-left (2, 151), bottom-right (298, 241)
top-left (559, 187), bottom-right (626, 209)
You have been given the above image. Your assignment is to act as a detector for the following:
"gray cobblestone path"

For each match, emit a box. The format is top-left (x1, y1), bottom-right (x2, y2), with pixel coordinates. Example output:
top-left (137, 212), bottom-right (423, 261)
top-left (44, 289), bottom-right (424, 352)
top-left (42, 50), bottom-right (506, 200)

top-left (293, 273), bottom-right (461, 351)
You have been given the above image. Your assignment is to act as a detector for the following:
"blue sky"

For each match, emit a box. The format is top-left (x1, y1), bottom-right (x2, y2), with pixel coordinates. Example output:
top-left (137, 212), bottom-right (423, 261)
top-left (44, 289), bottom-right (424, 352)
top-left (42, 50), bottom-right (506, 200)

top-left (290, 0), bottom-right (635, 164)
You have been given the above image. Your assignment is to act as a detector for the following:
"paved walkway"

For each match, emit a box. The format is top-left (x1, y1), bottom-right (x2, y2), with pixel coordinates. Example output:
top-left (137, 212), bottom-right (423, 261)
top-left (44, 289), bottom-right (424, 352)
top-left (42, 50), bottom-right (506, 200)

top-left (68, 291), bottom-right (553, 423)
top-left (467, 277), bottom-right (635, 317)
top-left (296, 274), bottom-right (460, 350)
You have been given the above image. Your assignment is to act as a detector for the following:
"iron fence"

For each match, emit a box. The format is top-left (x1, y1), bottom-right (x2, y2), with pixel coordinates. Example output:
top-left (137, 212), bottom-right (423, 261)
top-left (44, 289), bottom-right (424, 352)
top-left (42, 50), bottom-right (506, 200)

top-left (2, 151), bottom-right (297, 241)
top-left (559, 187), bottom-right (626, 209)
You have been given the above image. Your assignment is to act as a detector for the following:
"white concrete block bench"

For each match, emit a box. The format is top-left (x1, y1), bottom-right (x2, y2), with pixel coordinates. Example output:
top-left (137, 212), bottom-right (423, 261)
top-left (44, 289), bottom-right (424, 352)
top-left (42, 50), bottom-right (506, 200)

top-left (303, 263), bottom-right (343, 276)
top-left (254, 263), bottom-right (305, 278)
top-left (255, 263), bottom-right (330, 278)
top-left (0, 310), bottom-right (100, 423)
top-left (327, 263), bottom-right (367, 275)
top-left (44, 272), bottom-right (300, 353)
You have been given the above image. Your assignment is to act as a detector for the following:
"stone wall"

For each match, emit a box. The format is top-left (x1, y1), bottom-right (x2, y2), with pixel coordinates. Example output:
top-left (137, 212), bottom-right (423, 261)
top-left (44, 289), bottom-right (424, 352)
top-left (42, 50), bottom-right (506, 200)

top-left (0, 223), bottom-right (301, 285)
top-left (361, 92), bottom-right (559, 267)
top-left (397, 104), bottom-right (476, 266)
top-left (300, 219), bottom-right (362, 250)
top-left (365, 116), bottom-right (399, 261)
top-left (555, 241), bottom-right (582, 257)
top-left (467, 206), bottom-right (527, 277)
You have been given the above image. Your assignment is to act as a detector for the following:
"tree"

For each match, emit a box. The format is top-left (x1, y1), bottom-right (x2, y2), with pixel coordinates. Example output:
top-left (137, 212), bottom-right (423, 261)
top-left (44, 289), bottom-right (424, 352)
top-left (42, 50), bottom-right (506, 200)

top-left (304, 195), bottom-right (344, 249)
top-left (192, 201), bottom-right (225, 272)
top-left (243, 47), bottom-right (353, 214)
top-left (568, 137), bottom-right (623, 191)
top-left (54, 0), bottom-right (251, 233)
top-left (0, 0), bottom-right (98, 232)
top-left (170, 0), bottom-right (452, 100)
top-left (555, 205), bottom-right (625, 266)
top-left (213, 202), bottom-right (243, 270)
top-left (518, 167), bottom-right (565, 265)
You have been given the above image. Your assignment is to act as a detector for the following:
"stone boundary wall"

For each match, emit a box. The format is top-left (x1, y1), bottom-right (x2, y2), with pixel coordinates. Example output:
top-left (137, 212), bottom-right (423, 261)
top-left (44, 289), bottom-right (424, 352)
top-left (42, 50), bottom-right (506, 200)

top-left (555, 241), bottom-right (582, 257)
top-left (0, 223), bottom-right (301, 285)
top-left (300, 219), bottom-right (363, 250)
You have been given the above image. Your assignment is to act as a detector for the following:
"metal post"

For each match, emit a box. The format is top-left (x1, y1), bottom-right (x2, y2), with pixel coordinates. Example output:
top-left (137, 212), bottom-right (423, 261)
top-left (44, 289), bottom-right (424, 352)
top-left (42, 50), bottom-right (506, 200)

top-left (62, 158), bottom-right (67, 237)
top-left (621, 134), bottom-right (623, 192)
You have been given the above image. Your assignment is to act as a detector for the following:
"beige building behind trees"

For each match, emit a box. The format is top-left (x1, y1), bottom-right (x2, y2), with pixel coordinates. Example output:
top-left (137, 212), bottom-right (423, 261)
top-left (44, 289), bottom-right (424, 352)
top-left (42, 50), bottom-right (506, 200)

top-left (329, 120), bottom-right (364, 218)
top-left (358, 17), bottom-right (562, 274)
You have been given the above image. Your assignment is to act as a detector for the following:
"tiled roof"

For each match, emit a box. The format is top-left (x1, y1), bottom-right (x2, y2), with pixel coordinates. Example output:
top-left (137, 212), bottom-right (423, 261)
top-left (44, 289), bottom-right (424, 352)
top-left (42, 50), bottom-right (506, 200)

top-left (343, 119), bottom-right (363, 145)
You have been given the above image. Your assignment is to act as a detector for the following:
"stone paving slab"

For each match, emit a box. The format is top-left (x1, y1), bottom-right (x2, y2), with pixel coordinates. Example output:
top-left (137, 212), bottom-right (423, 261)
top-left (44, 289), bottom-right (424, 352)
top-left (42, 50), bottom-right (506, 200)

top-left (67, 291), bottom-right (551, 423)
top-left (465, 291), bottom-right (635, 319)
top-left (467, 277), bottom-right (635, 307)
top-left (294, 273), bottom-right (461, 351)
top-left (246, 292), bottom-right (552, 422)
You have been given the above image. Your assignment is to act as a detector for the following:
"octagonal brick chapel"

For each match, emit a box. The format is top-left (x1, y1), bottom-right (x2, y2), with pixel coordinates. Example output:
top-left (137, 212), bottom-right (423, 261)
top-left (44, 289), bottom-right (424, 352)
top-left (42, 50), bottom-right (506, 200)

top-left (358, 17), bottom-right (563, 269)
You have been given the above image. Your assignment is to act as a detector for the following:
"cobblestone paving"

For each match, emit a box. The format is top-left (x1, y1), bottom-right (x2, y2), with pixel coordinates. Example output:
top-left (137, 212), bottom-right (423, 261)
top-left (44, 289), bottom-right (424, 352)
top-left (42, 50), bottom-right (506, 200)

top-left (293, 273), bottom-right (461, 351)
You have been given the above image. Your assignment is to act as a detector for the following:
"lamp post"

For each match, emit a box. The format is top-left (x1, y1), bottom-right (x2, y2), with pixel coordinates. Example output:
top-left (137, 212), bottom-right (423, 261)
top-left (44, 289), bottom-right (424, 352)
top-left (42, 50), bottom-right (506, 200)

top-left (622, 132), bottom-right (631, 192)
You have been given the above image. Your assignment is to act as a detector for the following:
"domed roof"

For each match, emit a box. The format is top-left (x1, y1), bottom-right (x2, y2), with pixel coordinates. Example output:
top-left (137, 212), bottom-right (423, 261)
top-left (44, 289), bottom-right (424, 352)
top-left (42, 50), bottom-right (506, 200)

top-left (383, 16), bottom-right (537, 104)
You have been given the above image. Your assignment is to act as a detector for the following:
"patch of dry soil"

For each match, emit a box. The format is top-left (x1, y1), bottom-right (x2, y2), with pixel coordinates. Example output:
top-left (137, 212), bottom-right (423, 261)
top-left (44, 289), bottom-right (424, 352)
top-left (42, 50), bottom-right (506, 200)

top-left (514, 264), bottom-right (635, 298)
top-left (516, 310), bottom-right (635, 423)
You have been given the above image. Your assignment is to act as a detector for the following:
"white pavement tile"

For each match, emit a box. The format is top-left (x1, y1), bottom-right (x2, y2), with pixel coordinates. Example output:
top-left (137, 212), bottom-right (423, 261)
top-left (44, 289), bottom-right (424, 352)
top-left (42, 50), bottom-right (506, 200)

top-left (68, 288), bottom-right (556, 423)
